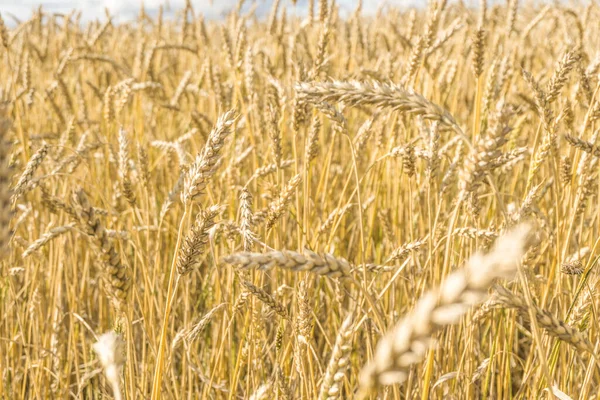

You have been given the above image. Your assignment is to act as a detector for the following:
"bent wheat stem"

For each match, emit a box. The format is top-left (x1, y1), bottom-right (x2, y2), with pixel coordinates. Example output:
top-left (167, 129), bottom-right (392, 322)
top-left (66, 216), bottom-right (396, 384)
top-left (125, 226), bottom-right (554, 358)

top-left (151, 205), bottom-right (189, 399)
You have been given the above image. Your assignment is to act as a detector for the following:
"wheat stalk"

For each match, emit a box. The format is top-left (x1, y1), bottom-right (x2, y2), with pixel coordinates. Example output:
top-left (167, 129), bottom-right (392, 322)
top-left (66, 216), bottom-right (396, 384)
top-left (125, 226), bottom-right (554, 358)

top-left (0, 107), bottom-right (12, 256)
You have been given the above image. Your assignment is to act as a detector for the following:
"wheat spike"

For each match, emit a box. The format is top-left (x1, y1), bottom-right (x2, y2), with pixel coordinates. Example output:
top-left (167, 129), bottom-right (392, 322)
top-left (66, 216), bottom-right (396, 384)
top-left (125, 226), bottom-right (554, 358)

top-left (223, 248), bottom-right (352, 279)
top-left (358, 224), bottom-right (532, 392)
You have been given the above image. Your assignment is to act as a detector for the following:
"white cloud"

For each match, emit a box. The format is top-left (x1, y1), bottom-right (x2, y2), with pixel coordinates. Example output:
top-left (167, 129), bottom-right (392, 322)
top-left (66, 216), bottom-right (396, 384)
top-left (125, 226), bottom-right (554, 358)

top-left (104, 0), bottom-right (241, 19)
top-left (0, 0), bottom-right (221, 23)
top-left (0, 0), bottom-right (259, 22)
top-left (0, 0), bottom-right (529, 25)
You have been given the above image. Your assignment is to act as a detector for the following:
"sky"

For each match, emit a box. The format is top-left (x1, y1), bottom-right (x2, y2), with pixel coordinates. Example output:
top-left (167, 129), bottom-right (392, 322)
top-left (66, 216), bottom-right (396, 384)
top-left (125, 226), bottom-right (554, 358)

top-left (0, 0), bottom-right (455, 24)
top-left (0, 0), bottom-right (561, 25)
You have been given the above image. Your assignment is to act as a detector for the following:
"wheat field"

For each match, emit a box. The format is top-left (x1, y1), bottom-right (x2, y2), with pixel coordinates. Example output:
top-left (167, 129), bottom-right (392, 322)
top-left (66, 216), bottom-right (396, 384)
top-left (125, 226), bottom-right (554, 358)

top-left (1, 0), bottom-right (600, 398)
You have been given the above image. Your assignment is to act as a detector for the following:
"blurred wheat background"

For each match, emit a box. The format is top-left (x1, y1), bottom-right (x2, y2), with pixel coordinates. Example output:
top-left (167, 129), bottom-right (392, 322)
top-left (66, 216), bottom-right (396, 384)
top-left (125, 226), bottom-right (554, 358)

top-left (1, 0), bottom-right (600, 398)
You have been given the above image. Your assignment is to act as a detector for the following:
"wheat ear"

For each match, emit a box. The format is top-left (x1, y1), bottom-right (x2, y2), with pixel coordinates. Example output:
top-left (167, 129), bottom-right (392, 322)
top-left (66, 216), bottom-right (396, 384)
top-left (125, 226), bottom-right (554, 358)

top-left (358, 224), bottom-right (532, 394)
top-left (222, 249), bottom-right (352, 279)
top-left (72, 189), bottom-right (131, 307)
top-left (295, 80), bottom-right (464, 136)
top-left (183, 109), bottom-right (238, 204)
top-left (492, 285), bottom-right (594, 353)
